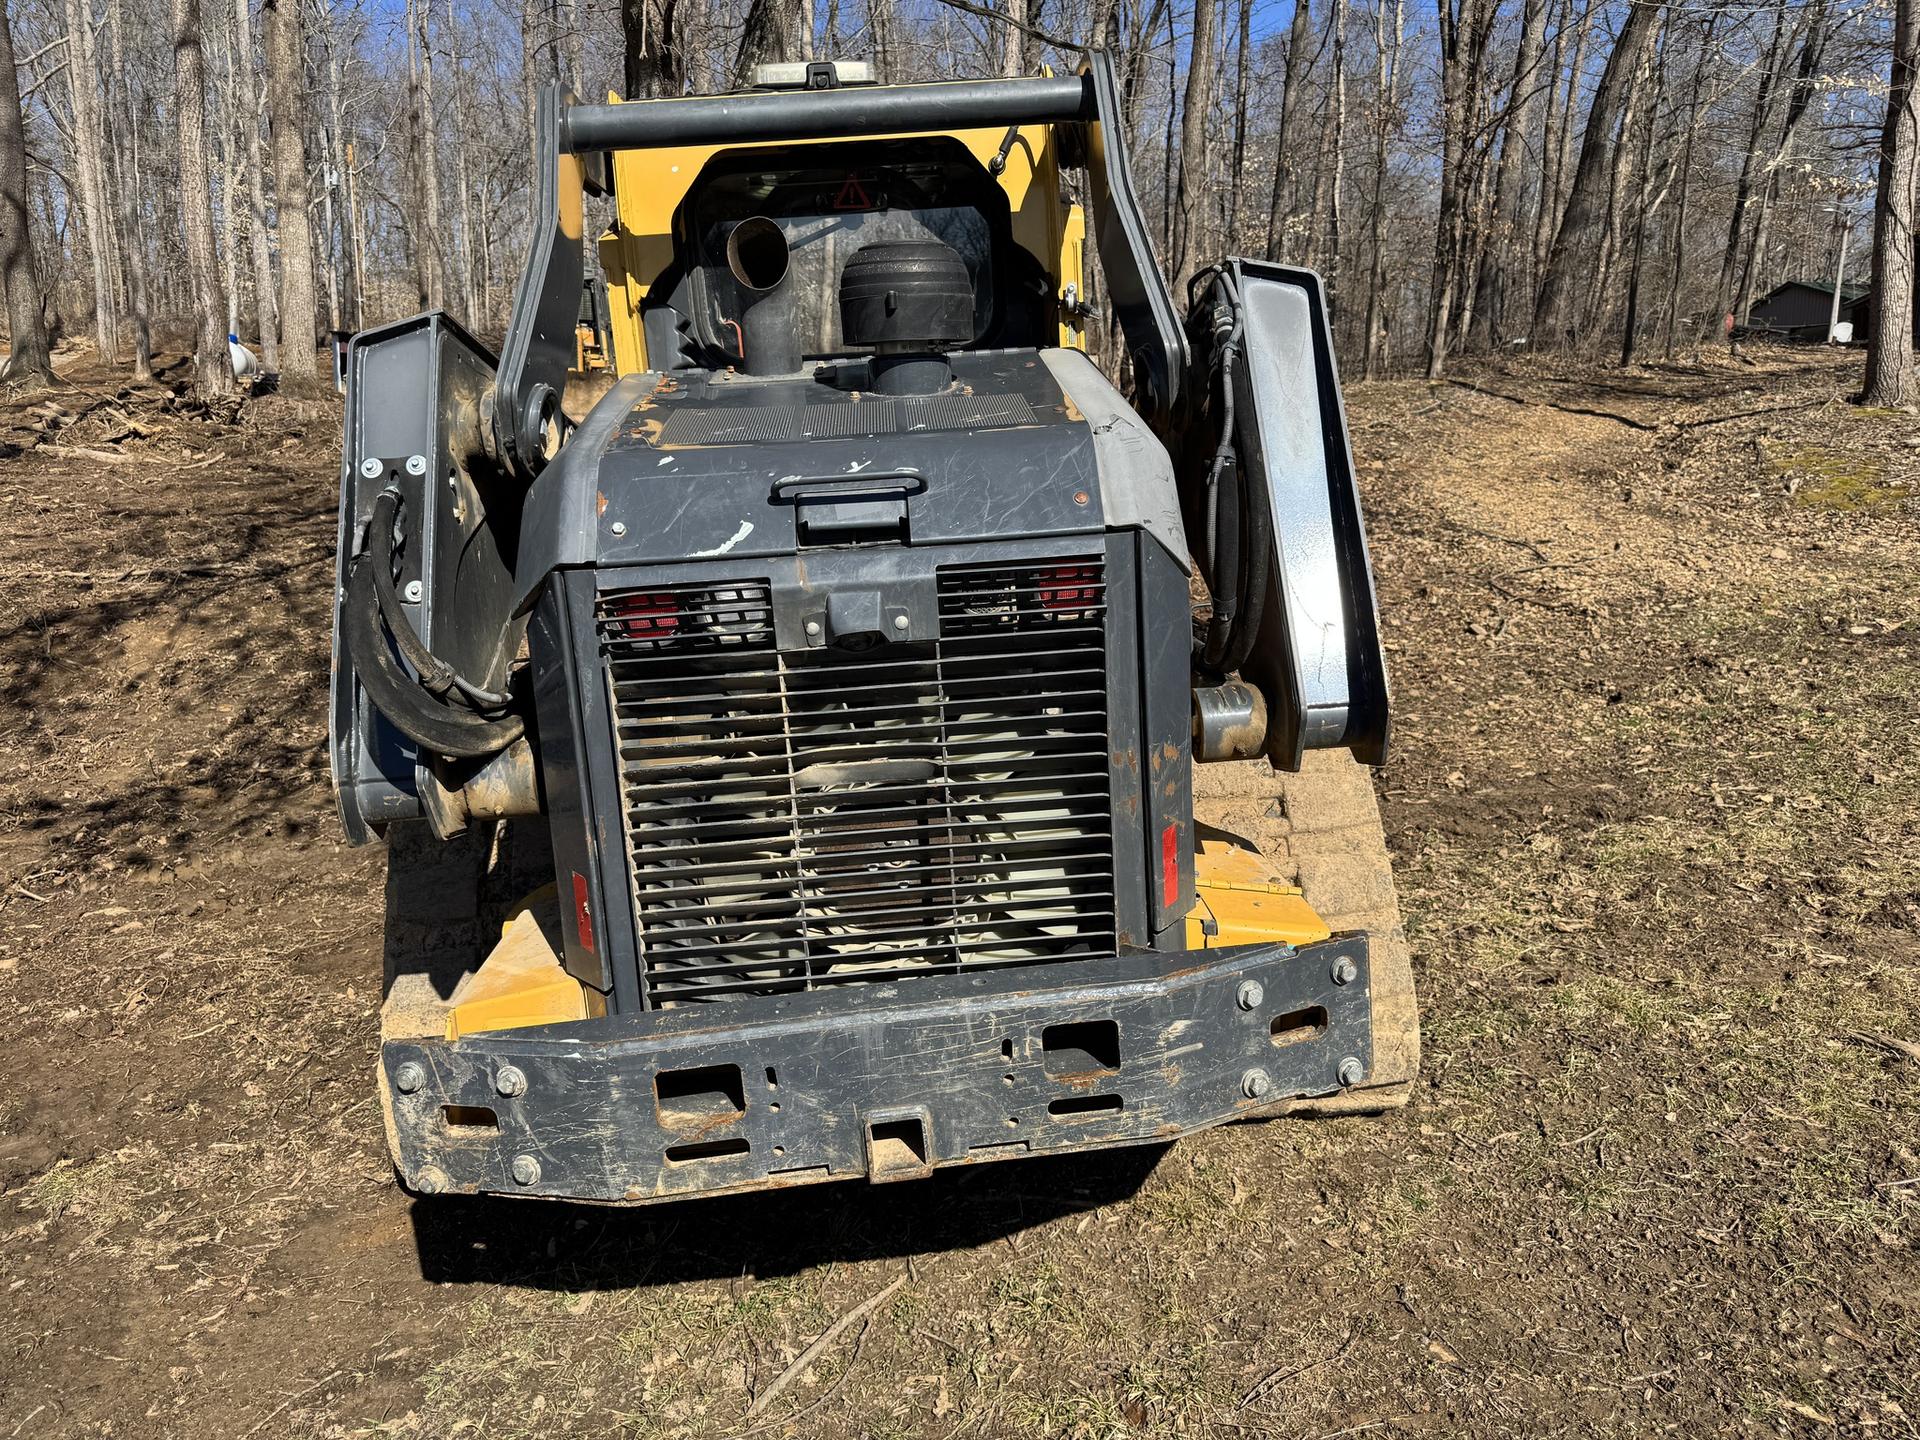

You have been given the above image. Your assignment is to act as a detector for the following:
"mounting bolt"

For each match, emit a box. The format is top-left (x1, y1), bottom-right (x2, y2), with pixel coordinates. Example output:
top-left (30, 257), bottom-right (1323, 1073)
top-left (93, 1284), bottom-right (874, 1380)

top-left (405, 453), bottom-right (428, 475)
top-left (1337, 1056), bottom-right (1367, 1088)
top-left (414, 1166), bottom-right (449, 1196)
top-left (358, 456), bottom-right (382, 479)
top-left (804, 619), bottom-right (822, 637)
top-left (1241, 1067), bottom-right (1272, 1100)
top-left (494, 1065), bottom-right (528, 1098)
top-left (393, 1061), bottom-right (425, 1094)
top-left (1331, 956), bottom-right (1358, 986)
top-left (509, 1154), bottom-right (542, 1187)
top-left (892, 614), bottom-right (910, 631)
top-left (1236, 979), bottom-right (1264, 1011)
top-left (610, 521), bottom-right (627, 537)
top-left (403, 579), bottom-right (424, 604)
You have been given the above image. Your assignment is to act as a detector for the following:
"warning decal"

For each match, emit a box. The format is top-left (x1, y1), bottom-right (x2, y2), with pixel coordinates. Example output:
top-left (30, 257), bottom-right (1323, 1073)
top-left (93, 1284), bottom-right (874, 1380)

top-left (833, 172), bottom-right (873, 210)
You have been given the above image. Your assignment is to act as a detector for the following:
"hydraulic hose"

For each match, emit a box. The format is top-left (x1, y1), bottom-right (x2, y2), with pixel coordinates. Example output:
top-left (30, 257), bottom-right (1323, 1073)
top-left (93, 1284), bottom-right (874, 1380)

top-left (362, 491), bottom-right (515, 711)
top-left (342, 491), bottom-right (524, 759)
top-left (1190, 265), bottom-right (1271, 680)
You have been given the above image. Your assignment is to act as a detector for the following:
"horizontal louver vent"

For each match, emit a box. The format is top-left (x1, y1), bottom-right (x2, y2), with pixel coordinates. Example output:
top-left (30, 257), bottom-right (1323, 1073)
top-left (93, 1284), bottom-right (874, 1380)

top-left (599, 560), bottom-right (1117, 1006)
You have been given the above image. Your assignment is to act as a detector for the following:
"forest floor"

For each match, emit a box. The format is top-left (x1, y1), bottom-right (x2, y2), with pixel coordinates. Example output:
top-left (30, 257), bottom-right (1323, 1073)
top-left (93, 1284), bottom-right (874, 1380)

top-left (0, 341), bottom-right (1915, 1439)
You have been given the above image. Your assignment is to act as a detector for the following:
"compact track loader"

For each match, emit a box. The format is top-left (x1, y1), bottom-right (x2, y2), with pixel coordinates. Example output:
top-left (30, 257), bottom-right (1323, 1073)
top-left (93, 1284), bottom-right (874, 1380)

top-left (332, 55), bottom-right (1417, 1204)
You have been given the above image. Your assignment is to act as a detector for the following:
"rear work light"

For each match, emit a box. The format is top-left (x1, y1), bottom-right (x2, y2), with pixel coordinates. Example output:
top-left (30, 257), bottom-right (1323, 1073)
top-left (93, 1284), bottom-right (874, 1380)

top-left (1038, 565), bottom-right (1102, 615)
top-left (608, 592), bottom-right (682, 640)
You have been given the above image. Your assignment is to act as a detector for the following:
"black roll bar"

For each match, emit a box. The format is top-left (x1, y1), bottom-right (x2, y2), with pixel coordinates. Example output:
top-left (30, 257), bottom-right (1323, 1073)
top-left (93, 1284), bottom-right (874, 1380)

top-left (562, 74), bottom-right (1095, 152)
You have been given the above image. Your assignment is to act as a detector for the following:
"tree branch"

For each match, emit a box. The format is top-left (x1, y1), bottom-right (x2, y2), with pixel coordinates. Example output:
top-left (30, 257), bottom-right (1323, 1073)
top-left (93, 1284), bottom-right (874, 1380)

top-left (929, 0), bottom-right (1089, 54)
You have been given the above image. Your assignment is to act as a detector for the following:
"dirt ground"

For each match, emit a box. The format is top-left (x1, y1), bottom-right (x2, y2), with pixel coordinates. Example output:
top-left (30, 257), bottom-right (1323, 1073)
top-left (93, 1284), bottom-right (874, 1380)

top-left (0, 342), bottom-right (1914, 1439)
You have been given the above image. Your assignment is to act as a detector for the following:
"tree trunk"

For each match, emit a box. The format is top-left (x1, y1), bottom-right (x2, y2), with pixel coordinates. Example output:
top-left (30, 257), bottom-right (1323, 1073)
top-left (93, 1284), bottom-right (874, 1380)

top-left (1711, 2), bottom-right (1786, 346)
top-left (1532, 0), bottom-right (1659, 346)
top-left (0, 0), bottom-right (56, 385)
top-left (446, 0), bottom-right (478, 323)
top-left (234, 0), bottom-right (281, 367)
top-left (171, 0), bottom-right (234, 397)
top-left (1660, 16), bottom-right (1714, 358)
top-left (1590, 16), bottom-right (1662, 330)
top-left (1732, 4), bottom-right (1829, 329)
top-left (622, 0), bottom-right (681, 98)
top-left (1001, 0), bottom-right (1026, 76)
top-left (61, 0), bottom-right (121, 362)
top-left (1468, 0), bottom-right (1546, 349)
top-left (1425, 0), bottom-right (1493, 379)
top-left (1264, 0), bottom-right (1314, 258)
top-left (1326, 0), bottom-right (1347, 302)
top-left (734, 0), bottom-right (799, 85)
top-left (1170, 0), bottom-right (1220, 291)
top-left (1619, 23), bottom-right (1666, 365)
top-left (207, 0), bottom-right (243, 333)
top-left (106, 0), bottom-right (152, 379)
top-left (320, 0), bottom-right (361, 329)
top-left (1863, 0), bottom-right (1919, 408)
top-left (1225, 0), bottom-right (1252, 248)
top-left (409, 0), bottom-right (448, 315)
top-left (1531, 0), bottom-right (1587, 300)
top-left (1362, 0), bottom-right (1403, 378)
top-left (264, 0), bottom-right (318, 380)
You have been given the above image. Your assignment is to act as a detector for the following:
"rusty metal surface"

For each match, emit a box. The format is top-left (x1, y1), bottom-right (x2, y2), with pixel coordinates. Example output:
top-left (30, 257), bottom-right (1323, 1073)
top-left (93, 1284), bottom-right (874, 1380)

top-left (378, 935), bottom-right (1372, 1203)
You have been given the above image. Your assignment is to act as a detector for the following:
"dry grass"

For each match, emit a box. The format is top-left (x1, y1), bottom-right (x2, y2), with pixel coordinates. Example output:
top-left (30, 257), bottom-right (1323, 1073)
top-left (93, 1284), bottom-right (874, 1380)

top-left (1, 345), bottom-right (1916, 1438)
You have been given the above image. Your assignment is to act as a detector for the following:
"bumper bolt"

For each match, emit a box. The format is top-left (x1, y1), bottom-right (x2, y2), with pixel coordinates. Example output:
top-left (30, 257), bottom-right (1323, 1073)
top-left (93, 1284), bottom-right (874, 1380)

top-left (1337, 1056), bottom-right (1367, 1087)
top-left (405, 453), bottom-right (428, 476)
top-left (1236, 979), bottom-right (1264, 1011)
top-left (494, 1065), bottom-right (528, 1098)
top-left (358, 456), bottom-right (383, 479)
top-left (403, 579), bottom-right (424, 604)
top-left (1331, 956), bottom-right (1358, 986)
top-left (414, 1166), bottom-right (449, 1195)
top-left (1241, 1067), bottom-right (1272, 1100)
top-left (510, 1154), bottom-right (542, 1187)
top-left (393, 1061), bottom-right (425, 1094)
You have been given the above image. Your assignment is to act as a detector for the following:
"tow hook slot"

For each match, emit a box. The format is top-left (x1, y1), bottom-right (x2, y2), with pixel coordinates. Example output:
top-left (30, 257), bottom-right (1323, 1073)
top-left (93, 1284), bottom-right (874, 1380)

top-left (865, 1110), bottom-right (934, 1182)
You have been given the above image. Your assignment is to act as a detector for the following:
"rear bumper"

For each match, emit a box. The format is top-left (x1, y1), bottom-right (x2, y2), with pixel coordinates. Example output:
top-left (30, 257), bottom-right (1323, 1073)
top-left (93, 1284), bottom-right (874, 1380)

top-left (379, 936), bottom-right (1375, 1203)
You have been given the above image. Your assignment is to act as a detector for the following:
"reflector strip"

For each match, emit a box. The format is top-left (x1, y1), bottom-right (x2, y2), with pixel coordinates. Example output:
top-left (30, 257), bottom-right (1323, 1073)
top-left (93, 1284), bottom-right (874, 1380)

top-left (572, 871), bottom-right (596, 954)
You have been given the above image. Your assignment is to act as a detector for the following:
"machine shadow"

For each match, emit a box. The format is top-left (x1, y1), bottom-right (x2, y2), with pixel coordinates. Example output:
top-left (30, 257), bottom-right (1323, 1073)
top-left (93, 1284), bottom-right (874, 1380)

top-left (410, 1141), bottom-right (1170, 1290)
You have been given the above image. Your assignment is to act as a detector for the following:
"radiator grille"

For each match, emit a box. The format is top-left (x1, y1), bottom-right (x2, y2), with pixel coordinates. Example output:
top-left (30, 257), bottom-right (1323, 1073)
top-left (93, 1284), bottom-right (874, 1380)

top-left (599, 560), bottom-right (1117, 1006)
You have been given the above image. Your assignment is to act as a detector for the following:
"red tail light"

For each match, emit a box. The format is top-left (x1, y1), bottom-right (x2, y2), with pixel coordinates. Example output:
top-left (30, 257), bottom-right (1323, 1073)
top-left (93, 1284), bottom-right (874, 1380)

top-left (609, 592), bottom-right (681, 640)
top-left (1037, 565), bottom-right (1101, 612)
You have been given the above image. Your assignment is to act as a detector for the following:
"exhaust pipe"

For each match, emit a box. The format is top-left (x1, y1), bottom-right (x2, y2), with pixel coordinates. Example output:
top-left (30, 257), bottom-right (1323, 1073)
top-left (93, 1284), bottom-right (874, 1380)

top-left (726, 217), bottom-right (801, 374)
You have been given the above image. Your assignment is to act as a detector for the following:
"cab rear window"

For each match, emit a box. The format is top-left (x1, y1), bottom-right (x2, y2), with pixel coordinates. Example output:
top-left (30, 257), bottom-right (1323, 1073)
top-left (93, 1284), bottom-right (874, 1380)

top-left (685, 138), bottom-right (1011, 361)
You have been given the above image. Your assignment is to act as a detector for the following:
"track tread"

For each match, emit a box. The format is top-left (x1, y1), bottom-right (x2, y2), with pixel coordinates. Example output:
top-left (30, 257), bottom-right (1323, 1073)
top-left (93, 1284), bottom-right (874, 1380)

top-left (1194, 750), bottom-right (1420, 1115)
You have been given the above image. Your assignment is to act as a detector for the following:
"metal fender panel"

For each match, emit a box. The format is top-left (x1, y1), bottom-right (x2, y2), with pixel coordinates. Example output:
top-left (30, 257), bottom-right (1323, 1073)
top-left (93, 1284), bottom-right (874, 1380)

top-left (332, 312), bottom-right (504, 842)
top-left (1225, 261), bottom-right (1390, 768)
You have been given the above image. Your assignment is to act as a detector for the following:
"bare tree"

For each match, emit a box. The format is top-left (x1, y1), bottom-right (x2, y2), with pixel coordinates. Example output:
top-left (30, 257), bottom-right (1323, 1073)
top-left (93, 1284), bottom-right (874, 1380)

top-left (171, 0), bottom-right (235, 397)
top-left (1864, 0), bottom-right (1919, 408)
top-left (1170, 0), bottom-right (1221, 291)
top-left (1424, 0), bottom-right (1494, 377)
top-left (233, 0), bottom-right (281, 367)
top-left (734, 0), bottom-right (803, 85)
top-left (106, 0), bottom-right (154, 380)
top-left (1532, 0), bottom-right (1659, 347)
top-left (1468, 0), bottom-right (1547, 349)
top-left (406, 0), bottom-right (448, 314)
top-left (0, 0), bottom-right (56, 385)
top-left (1361, 0), bottom-right (1404, 378)
top-left (622, 0), bottom-right (682, 98)
top-left (61, 0), bottom-right (122, 361)
top-left (1265, 0), bottom-right (1315, 259)
top-left (264, 0), bottom-right (318, 379)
